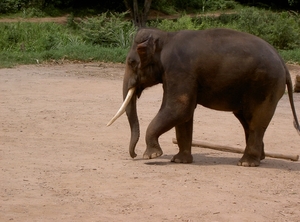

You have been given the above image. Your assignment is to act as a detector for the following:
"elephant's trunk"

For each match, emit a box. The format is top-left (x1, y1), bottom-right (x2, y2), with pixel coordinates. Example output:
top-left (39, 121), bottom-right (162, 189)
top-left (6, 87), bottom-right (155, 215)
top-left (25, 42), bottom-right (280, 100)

top-left (124, 87), bottom-right (140, 158)
top-left (107, 64), bottom-right (140, 158)
top-left (107, 84), bottom-right (139, 158)
top-left (121, 71), bottom-right (141, 158)
top-left (121, 65), bottom-right (140, 158)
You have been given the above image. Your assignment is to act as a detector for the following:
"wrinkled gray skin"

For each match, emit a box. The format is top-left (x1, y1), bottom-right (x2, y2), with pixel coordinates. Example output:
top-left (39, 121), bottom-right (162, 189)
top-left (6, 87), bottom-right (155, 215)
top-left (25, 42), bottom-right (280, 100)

top-left (123, 28), bottom-right (300, 167)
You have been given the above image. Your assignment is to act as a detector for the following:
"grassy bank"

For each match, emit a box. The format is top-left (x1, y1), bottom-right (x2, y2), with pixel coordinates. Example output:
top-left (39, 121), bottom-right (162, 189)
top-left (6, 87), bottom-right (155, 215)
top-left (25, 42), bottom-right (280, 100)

top-left (0, 8), bottom-right (299, 68)
top-left (0, 44), bottom-right (128, 68)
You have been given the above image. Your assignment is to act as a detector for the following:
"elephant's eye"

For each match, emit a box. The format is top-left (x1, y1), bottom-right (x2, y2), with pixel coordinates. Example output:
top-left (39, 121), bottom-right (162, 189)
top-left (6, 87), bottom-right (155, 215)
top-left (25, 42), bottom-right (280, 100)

top-left (128, 58), bottom-right (138, 70)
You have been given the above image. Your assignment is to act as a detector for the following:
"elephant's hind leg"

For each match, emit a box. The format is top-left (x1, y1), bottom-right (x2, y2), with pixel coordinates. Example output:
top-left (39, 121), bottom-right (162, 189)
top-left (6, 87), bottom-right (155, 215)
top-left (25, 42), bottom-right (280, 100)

top-left (234, 111), bottom-right (266, 162)
top-left (171, 115), bottom-right (194, 163)
top-left (236, 99), bottom-right (278, 167)
top-left (238, 128), bottom-right (265, 167)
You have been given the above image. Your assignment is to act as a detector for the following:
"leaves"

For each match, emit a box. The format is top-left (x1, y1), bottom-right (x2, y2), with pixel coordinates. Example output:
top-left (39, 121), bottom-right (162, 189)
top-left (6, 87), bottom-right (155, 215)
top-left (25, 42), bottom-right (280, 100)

top-left (236, 8), bottom-right (300, 49)
top-left (76, 12), bottom-right (136, 47)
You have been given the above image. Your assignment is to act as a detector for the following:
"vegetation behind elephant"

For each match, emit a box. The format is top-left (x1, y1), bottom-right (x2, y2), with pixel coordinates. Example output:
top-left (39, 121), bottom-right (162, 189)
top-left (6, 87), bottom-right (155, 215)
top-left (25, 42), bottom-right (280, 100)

top-left (108, 28), bottom-right (300, 167)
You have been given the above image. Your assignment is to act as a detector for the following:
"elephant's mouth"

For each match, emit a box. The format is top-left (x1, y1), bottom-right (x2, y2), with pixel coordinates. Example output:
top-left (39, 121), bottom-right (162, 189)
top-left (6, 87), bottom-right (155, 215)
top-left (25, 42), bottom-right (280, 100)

top-left (107, 87), bottom-right (136, 126)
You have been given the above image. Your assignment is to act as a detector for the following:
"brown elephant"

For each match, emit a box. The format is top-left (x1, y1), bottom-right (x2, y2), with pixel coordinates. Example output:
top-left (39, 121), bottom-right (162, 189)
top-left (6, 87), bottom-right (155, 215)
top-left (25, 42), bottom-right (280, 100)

top-left (108, 28), bottom-right (300, 167)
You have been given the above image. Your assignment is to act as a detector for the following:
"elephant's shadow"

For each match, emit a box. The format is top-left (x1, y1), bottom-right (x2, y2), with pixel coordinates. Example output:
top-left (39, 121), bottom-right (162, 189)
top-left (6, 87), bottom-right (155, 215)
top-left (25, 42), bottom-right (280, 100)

top-left (142, 153), bottom-right (300, 171)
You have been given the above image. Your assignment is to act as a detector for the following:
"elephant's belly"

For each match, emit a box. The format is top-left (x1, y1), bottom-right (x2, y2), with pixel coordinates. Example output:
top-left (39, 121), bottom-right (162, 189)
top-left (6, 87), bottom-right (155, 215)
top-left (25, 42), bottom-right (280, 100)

top-left (197, 93), bottom-right (243, 112)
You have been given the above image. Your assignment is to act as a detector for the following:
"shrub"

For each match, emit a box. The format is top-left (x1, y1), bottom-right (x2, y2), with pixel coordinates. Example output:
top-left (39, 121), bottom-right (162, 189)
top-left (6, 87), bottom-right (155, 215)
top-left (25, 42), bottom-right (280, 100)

top-left (279, 48), bottom-right (300, 64)
top-left (0, 22), bottom-right (85, 52)
top-left (151, 0), bottom-right (177, 15)
top-left (75, 12), bottom-right (136, 48)
top-left (0, 0), bottom-right (25, 13)
top-left (170, 0), bottom-right (237, 12)
top-left (150, 15), bottom-right (201, 31)
top-left (235, 8), bottom-right (300, 49)
top-left (22, 7), bottom-right (46, 17)
top-left (151, 8), bottom-right (300, 50)
top-left (268, 12), bottom-right (300, 49)
top-left (201, 0), bottom-right (237, 12)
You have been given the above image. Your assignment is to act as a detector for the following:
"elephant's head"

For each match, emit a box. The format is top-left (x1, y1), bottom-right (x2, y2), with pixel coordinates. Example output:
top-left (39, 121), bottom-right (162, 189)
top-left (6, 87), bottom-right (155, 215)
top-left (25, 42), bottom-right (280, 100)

top-left (107, 28), bottom-right (167, 158)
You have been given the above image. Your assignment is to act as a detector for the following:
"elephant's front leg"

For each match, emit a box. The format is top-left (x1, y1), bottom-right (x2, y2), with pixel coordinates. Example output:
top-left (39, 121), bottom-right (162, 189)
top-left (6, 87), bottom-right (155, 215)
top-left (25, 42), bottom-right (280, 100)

top-left (143, 109), bottom-right (176, 159)
top-left (143, 92), bottom-right (196, 161)
top-left (171, 116), bottom-right (194, 163)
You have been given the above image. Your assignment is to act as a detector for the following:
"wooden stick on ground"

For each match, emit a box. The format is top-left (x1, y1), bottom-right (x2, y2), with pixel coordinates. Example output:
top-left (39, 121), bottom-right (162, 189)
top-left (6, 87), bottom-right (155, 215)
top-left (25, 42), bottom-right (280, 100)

top-left (172, 138), bottom-right (299, 161)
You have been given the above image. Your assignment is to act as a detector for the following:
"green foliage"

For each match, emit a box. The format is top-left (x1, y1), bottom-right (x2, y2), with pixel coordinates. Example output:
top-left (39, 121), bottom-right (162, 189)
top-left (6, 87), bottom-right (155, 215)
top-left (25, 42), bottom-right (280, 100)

top-left (0, 0), bottom-right (25, 13)
top-left (169, 0), bottom-right (237, 12)
top-left (288, 0), bottom-right (300, 6)
top-left (0, 22), bottom-right (82, 52)
top-left (152, 0), bottom-right (177, 15)
top-left (234, 8), bottom-right (300, 49)
top-left (151, 8), bottom-right (300, 50)
top-left (0, 39), bottom-right (128, 68)
top-left (0, 0), bottom-right (48, 15)
top-left (22, 7), bottom-right (47, 17)
top-left (150, 13), bottom-right (233, 31)
top-left (0, 12), bottom-right (136, 53)
top-left (268, 13), bottom-right (299, 49)
top-left (38, 45), bottom-right (127, 63)
top-left (279, 48), bottom-right (300, 64)
top-left (200, 0), bottom-right (237, 12)
top-left (0, 51), bottom-right (35, 67)
top-left (75, 12), bottom-right (136, 48)
top-left (151, 15), bottom-right (201, 31)
top-left (1, 8), bottom-right (300, 67)
top-left (0, 12), bottom-right (132, 67)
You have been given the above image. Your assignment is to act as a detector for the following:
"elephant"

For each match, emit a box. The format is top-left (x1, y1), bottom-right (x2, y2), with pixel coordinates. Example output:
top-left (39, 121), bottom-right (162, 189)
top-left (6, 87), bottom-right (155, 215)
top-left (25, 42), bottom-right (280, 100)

top-left (107, 28), bottom-right (300, 167)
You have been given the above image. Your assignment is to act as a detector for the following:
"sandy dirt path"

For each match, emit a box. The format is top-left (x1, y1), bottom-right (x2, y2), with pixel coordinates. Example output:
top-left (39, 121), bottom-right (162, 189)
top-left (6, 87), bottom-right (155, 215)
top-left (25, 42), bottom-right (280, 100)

top-left (1, 62), bottom-right (300, 221)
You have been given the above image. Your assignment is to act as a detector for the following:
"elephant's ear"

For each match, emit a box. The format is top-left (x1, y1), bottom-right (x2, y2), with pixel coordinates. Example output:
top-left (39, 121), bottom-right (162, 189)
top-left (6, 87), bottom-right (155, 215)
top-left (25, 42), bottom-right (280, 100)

top-left (137, 35), bottom-right (156, 68)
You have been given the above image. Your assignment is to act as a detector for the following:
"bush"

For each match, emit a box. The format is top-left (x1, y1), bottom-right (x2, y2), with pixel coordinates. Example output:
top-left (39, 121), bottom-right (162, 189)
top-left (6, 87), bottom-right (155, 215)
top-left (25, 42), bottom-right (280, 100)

top-left (0, 12), bottom-right (131, 67)
top-left (1, 7), bottom-right (299, 67)
top-left (151, 8), bottom-right (300, 50)
top-left (0, 0), bottom-right (25, 13)
top-left (39, 45), bottom-right (128, 62)
top-left (150, 14), bottom-right (232, 31)
top-left (151, 0), bottom-right (177, 15)
top-left (0, 22), bottom-right (81, 52)
top-left (201, 0), bottom-right (237, 11)
top-left (235, 8), bottom-right (300, 49)
top-left (75, 12), bottom-right (136, 48)
top-left (22, 7), bottom-right (46, 17)
top-left (170, 0), bottom-right (237, 12)
top-left (279, 49), bottom-right (300, 64)
top-left (268, 12), bottom-right (300, 49)
top-left (151, 15), bottom-right (201, 31)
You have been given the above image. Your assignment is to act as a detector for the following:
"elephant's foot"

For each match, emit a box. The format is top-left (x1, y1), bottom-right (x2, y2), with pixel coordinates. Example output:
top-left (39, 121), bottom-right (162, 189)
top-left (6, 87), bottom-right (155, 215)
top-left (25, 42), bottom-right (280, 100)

top-left (171, 152), bottom-right (193, 163)
top-left (143, 147), bottom-right (163, 159)
top-left (237, 154), bottom-right (260, 167)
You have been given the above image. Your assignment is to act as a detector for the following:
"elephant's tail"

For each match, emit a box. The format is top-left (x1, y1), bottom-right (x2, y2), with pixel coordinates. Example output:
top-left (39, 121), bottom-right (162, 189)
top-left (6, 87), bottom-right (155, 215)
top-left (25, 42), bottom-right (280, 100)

top-left (285, 66), bottom-right (300, 135)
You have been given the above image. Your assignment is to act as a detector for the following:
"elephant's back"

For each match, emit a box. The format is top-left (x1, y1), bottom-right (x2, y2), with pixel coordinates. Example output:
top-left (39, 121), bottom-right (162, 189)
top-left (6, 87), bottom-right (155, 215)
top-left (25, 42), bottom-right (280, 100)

top-left (163, 28), bottom-right (284, 79)
top-left (163, 28), bottom-right (286, 111)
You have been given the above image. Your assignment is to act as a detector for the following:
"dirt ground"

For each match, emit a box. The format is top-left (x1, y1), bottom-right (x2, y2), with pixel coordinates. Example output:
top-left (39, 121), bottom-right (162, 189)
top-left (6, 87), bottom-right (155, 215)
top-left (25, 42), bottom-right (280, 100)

top-left (0, 62), bottom-right (300, 222)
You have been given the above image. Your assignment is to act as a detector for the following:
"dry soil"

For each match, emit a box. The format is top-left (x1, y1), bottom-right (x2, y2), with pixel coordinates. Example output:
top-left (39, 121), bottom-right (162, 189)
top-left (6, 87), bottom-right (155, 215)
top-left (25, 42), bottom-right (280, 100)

top-left (1, 62), bottom-right (300, 221)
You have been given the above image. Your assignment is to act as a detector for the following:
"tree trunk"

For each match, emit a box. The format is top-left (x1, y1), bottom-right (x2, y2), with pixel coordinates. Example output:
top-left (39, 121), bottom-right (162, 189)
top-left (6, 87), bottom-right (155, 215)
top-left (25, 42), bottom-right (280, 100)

top-left (124, 0), bottom-right (152, 27)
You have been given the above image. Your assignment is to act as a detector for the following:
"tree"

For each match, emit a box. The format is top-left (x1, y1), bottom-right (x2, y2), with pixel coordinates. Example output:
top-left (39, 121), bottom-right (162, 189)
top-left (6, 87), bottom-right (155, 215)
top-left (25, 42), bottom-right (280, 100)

top-left (124, 0), bottom-right (152, 27)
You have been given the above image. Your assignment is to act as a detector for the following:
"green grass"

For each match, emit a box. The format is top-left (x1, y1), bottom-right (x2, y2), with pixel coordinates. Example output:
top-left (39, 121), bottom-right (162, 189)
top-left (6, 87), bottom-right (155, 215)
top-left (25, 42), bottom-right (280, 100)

top-left (0, 45), bottom-right (128, 68)
top-left (279, 49), bottom-right (300, 64)
top-left (0, 20), bottom-right (130, 68)
top-left (0, 8), bottom-right (300, 68)
top-left (0, 51), bottom-right (39, 68)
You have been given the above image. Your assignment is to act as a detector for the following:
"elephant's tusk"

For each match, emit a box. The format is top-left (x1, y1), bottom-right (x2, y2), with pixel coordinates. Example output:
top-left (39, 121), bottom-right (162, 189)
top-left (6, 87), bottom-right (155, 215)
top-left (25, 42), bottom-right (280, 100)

top-left (107, 87), bottom-right (136, 126)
